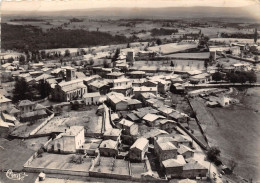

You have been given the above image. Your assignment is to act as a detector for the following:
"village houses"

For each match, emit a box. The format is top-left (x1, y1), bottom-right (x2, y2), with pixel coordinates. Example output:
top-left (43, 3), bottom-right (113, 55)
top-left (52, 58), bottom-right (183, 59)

top-left (47, 126), bottom-right (85, 153)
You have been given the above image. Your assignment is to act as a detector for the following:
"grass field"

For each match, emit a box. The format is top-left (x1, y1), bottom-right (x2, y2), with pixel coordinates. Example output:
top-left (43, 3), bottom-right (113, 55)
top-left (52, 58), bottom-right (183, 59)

top-left (10, 118), bottom-right (47, 138)
top-left (23, 137), bottom-right (50, 151)
top-left (0, 139), bottom-right (35, 171)
top-left (191, 88), bottom-right (260, 181)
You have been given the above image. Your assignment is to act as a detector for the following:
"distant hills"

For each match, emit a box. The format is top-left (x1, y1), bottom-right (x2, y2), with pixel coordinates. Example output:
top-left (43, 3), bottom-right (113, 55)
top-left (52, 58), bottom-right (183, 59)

top-left (2, 6), bottom-right (260, 20)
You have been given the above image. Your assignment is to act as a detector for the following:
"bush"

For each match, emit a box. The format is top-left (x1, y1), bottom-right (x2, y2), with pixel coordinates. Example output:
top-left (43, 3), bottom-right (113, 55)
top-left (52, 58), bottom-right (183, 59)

top-left (71, 101), bottom-right (80, 110)
top-left (212, 72), bottom-right (222, 82)
top-left (207, 147), bottom-right (221, 162)
top-left (70, 155), bottom-right (83, 164)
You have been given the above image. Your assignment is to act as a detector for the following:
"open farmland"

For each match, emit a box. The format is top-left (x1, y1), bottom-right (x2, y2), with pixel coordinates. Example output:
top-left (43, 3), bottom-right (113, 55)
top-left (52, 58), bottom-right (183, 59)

top-left (0, 139), bottom-right (35, 171)
top-left (210, 38), bottom-right (260, 44)
top-left (148, 43), bottom-right (198, 54)
top-left (166, 52), bottom-right (210, 59)
top-left (133, 59), bottom-right (205, 71)
top-left (200, 27), bottom-right (254, 38)
top-left (190, 88), bottom-right (260, 181)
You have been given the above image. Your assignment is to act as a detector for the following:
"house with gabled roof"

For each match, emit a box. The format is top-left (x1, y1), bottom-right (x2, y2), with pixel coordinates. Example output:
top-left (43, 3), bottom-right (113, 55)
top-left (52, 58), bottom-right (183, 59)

top-left (162, 155), bottom-right (186, 178)
top-left (159, 119), bottom-right (177, 133)
top-left (169, 110), bottom-right (189, 123)
top-left (106, 92), bottom-right (128, 111)
top-left (133, 86), bottom-right (157, 100)
top-left (127, 99), bottom-right (142, 110)
top-left (178, 144), bottom-right (194, 159)
top-left (157, 141), bottom-right (178, 165)
top-left (83, 92), bottom-right (101, 105)
top-left (99, 139), bottom-right (119, 157)
top-left (47, 126), bottom-right (85, 153)
top-left (126, 113), bottom-right (140, 123)
top-left (103, 128), bottom-right (122, 142)
top-left (182, 161), bottom-right (208, 179)
top-left (17, 100), bottom-right (35, 113)
top-left (88, 80), bottom-right (110, 95)
top-left (6, 106), bottom-right (20, 118)
top-left (142, 113), bottom-right (166, 127)
top-left (174, 135), bottom-right (192, 148)
top-left (118, 118), bottom-right (138, 136)
top-left (0, 94), bottom-right (12, 112)
top-left (34, 103), bottom-right (46, 111)
top-left (129, 137), bottom-right (149, 162)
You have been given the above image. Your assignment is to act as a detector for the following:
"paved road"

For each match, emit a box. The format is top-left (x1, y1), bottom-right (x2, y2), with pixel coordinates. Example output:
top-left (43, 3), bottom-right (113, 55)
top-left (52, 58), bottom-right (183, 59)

top-left (185, 83), bottom-right (260, 88)
top-left (103, 103), bottom-right (113, 132)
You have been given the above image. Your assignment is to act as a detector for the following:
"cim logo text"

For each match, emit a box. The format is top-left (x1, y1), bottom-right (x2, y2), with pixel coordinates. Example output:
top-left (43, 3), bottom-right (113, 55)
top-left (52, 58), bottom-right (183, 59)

top-left (6, 169), bottom-right (28, 181)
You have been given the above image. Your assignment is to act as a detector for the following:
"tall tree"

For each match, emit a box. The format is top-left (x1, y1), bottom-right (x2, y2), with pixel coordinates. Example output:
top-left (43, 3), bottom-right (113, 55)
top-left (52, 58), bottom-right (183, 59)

top-left (65, 49), bottom-right (71, 57)
top-left (7, 57), bottom-right (14, 63)
top-left (254, 28), bottom-right (258, 44)
top-left (103, 59), bottom-right (109, 68)
top-left (38, 80), bottom-right (51, 99)
top-left (19, 55), bottom-right (26, 65)
top-left (13, 78), bottom-right (32, 103)
top-left (112, 48), bottom-right (120, 62)
top-left (156, 39), bottom-right (162, 45)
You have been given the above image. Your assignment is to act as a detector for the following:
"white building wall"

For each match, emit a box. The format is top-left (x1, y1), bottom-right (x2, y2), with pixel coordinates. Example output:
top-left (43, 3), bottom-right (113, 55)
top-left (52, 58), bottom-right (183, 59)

top-left (75, 128), bottom-right (85, 149)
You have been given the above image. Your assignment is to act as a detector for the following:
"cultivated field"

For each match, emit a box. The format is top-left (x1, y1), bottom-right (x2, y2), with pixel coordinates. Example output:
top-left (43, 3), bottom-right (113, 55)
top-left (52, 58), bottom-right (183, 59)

top-left (28, 153), bottom-right (93, 172)
top-left (148, 43), bottom-right (198, 54)
top-left (91, 157), bottom-right (130, 176)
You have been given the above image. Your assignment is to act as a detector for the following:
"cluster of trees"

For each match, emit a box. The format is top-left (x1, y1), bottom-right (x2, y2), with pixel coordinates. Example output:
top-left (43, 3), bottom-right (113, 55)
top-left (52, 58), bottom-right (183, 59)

top-left (151, 28), bottom-right (178, 36)
top-left (226, 71), bottom-right (257, 84)
top-left (10, 18), bottom-right (45, 22)
top-left (69, 18), bottom-right (84, 22)
top-left (212, 71), bottom-right (257, 83)
top-left (220, 32), bottom-right (259, 39)
top-left (13, 78), bottom-right (51, 103)
top-left (2, 23), bottom-right (130, 52)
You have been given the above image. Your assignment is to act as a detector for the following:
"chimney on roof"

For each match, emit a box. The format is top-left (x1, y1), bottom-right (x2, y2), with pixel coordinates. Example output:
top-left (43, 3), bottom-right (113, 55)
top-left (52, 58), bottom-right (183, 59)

top-left (65, 129), bottom-right (67, 133)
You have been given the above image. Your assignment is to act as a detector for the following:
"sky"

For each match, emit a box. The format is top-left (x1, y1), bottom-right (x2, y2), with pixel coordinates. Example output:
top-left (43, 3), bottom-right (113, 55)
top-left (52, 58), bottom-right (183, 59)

top-left (1, 0), bottom-right (259, 12)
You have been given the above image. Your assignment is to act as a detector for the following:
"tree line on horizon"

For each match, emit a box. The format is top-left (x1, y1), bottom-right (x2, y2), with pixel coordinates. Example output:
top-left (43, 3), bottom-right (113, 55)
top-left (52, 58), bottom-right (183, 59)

top-left (1, 23), bottom-right (130, 52)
